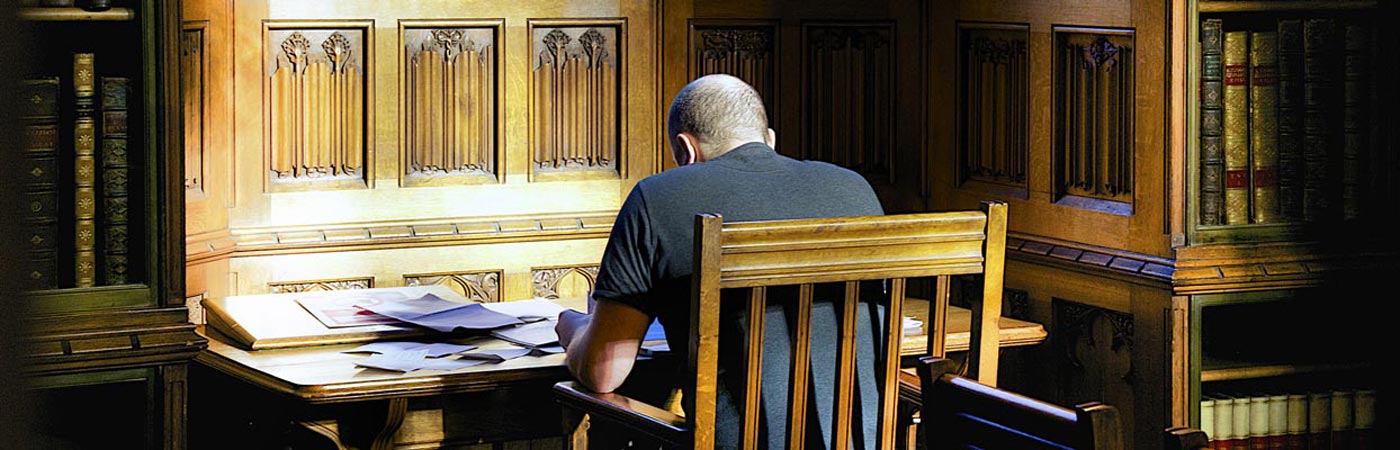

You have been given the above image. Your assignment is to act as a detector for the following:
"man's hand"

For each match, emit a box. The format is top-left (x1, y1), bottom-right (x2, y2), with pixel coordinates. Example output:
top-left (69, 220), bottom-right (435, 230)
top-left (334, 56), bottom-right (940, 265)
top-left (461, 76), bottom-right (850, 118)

top-left (559, 297), bottom-right (651, 393)
top-left (555, 309), bottom-right (590, 350)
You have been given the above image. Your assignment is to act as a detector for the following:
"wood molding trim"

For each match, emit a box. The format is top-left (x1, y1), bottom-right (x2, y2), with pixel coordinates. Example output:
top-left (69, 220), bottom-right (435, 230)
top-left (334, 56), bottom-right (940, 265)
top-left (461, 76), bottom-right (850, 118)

top-left (1006, 232), bottom-right (1174, 287)
top-left (1171, 241), bottom-right (1400, 294)
top-left (24, 307), bottom-right (207, 375)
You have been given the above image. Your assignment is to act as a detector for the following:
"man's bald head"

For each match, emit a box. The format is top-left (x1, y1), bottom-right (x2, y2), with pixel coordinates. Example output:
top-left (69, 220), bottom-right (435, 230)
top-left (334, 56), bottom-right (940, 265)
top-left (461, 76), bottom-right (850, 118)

top-left (667, 74), bottom-right (770, 163)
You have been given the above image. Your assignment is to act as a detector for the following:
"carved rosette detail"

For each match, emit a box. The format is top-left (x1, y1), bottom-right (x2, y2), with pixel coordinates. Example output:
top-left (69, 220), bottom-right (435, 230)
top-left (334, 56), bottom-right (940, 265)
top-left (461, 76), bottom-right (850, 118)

top-left (322, 32), bottom-right (353, 73)
top-left (280, 32), bottom-right (311, 73)
top-left (540, 29), bottom-right (571, 67)
top-left (532, 266), bottom-right (600, 299)
top-left (578, 28), bottom-right (610, 69)
top-left (1080, 36), bottom-right (1119, 72)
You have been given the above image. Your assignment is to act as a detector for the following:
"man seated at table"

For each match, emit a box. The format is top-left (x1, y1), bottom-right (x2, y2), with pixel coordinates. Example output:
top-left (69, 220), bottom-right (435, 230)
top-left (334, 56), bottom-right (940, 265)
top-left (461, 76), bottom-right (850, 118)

top-left (554, 74), bottom-right (885, 449)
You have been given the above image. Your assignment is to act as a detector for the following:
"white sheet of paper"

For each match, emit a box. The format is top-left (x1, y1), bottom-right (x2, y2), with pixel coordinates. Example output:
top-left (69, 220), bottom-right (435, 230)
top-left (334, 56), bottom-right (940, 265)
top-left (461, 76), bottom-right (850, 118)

top-left (342, 341), bottom-right (428, 354)
top-left (490, 320), bottom-right (559, 348)
top-left (418, 357), bottom-right (487, 371)
top-left (355, 349), bottom-right (432, 372)
top-left (480, 299), bottom-right (568, 321)
top-left (416, 342), bottom-right (478, 358)
top-left (460, 348), bottom-right (533, 362)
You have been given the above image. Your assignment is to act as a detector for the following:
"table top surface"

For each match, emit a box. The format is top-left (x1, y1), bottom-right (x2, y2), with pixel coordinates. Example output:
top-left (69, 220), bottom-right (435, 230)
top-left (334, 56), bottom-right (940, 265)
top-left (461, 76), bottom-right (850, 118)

top-left (197, 295), bottom-right (1046, 404)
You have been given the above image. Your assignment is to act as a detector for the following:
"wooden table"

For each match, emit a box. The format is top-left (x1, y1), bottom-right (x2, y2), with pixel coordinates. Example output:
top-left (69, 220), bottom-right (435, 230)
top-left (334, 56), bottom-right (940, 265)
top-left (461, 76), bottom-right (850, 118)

top-left (193, 296), bottom-right (1045, 449)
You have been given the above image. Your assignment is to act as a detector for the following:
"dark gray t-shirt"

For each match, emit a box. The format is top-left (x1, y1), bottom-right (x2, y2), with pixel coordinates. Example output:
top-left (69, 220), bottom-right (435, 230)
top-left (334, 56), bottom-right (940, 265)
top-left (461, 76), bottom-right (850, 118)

top-left (592, 142), bottom-right (886, 449)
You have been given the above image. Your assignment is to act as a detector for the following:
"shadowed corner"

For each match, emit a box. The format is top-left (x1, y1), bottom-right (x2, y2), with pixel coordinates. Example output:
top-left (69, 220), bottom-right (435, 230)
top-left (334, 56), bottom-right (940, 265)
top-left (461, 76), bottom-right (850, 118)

top-left (1, 0), bottom-right (40, 449)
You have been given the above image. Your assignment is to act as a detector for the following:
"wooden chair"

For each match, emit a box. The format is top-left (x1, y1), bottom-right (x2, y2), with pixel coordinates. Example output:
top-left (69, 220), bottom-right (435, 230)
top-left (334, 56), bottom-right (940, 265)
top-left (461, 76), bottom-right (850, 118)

top-left (918, 357), bottom-right (1123, 450)
top-left (1163, 426), bottom-right (1210, 450)
top-left (555, 201), bottom-right (1008, 450)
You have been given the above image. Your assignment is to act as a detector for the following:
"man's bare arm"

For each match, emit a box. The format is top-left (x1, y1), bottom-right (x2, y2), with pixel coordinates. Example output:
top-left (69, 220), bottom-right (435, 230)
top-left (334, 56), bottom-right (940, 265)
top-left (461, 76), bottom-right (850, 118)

top-left (555, 298), bottom-right (651, 393)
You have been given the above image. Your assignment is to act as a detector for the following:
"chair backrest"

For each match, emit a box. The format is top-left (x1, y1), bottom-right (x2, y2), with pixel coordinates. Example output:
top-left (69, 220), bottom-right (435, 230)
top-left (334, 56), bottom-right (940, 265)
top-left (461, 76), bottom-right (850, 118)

top-left (919, 357), bottom-right (1124, 450)
top-left (685, 201), bottom-right (1007, 450)
top-left (1163, 426), bottom-right (1210, 450)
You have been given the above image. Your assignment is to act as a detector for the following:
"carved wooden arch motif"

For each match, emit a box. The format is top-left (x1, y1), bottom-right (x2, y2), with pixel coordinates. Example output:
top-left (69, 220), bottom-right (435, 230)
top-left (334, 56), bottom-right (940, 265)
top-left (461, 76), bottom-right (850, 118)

top-left (399, 20), bottom-right (504, 187)
top-left (404, 270), bottom-right (501, 303)
top-left (532, 265), bottom-right (599, 299)
top-left (263, 21), bottom-right (373, 192)
top-left (529, 20), bottom-right (626, 182)
top-left (958, 22), bottom-right (1029, 192)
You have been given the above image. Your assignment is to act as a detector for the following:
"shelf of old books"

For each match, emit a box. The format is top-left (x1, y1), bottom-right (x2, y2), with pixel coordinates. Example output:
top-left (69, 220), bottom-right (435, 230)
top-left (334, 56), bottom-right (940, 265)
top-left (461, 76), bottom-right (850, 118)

top-left (1187, 1), bottom-right (1394, 246)
top-left (18, 1), bottom-right (151, 312)
top-left (1189, 287), bottom-right (1381, 446)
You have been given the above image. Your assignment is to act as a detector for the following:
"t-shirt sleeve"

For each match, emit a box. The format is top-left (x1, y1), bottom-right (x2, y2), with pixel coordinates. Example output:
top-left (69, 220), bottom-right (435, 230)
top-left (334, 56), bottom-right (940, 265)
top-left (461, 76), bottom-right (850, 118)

top-left (590, 185), bottom-right (658, 316)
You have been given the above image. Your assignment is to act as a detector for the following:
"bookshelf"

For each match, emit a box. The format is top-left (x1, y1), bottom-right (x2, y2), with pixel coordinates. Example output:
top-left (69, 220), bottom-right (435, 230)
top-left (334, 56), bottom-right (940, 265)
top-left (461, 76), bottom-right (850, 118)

top-left (15, 0), bottom-right (202, 449)
top-left (1180, 0), bottom-right (1392, 445)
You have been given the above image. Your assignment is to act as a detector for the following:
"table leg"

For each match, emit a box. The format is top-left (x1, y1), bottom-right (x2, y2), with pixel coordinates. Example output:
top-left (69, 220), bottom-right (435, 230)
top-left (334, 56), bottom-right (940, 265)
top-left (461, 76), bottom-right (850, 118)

top-left (370, 398), bottom-right (408, 450)
top-left (296, 420), bottom-right (350, 450)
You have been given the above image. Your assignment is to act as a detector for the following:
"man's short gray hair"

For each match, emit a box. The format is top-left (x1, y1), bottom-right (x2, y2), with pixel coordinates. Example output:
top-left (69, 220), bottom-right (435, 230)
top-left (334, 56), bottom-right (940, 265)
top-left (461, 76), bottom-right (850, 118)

top-left (667, 74), bottom-right (769, 160)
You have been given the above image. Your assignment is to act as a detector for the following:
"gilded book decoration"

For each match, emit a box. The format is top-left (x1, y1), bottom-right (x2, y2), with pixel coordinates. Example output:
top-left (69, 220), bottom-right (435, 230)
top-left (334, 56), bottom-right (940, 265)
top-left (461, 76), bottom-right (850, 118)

top-left (402, 24), bottom-right (500, 186)
top-left (182, 25), bottom-right (205, 194)
top-left (1054, 30), bottom-right (1135, 209)
top-left (404, 271), bottom-right (500, 303)
top-left (531, 24), bottom-right (621, 178)
top-left (690, 22), bottom-right (777, 123)
top-left (959, 24), bottom-right (1029, 189)
top-left (265, 26), bottom-right (369, 191)
top-left (803, 24), bottom-right (894, 182)
top-left (532, 265), bottom-right (599, 299)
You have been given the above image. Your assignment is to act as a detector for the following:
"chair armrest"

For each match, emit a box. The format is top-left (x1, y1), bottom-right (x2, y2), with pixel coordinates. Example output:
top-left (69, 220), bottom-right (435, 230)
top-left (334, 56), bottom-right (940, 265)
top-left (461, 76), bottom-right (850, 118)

top-left (553, 381), bottom-right (690, 446)
top-left (898, 368), bottom-right (922, 406)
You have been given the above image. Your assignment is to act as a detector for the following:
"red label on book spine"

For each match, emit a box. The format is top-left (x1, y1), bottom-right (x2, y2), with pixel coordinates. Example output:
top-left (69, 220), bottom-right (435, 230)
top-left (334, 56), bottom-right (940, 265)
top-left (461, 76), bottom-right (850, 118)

top-left (1225, 65), bottom-right (1249, 85)
top-left (1253, 168), bottom-right (1276, 187)
top-left (1226, 169), bottom-right (1250, 188)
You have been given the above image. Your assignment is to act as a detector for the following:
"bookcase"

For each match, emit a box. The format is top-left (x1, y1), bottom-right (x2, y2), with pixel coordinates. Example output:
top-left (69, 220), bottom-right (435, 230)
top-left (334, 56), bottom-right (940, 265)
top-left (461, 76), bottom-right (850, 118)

top-left (1180, 0), bottom-right (1394, 446)
top-left (15, 0), bottom-right (203, 449)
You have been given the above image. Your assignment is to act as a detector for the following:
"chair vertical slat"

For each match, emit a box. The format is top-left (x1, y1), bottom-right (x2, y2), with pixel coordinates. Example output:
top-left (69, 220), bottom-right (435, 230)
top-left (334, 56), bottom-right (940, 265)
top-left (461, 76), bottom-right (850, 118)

top-left (878, 278), bottom-right (907, 450)
top-left (926, 275), bottom-right (951, 357)
top-left (787, 283), bottom-right (815, 450)
top-left (691, 214), bottom-right (725, 450)
top-left (969, 201), bottom-right (1007, 385)
top-left (832, 281), bottom-right (860, 450)
top-left (740, 286), bottom-right (767, 450)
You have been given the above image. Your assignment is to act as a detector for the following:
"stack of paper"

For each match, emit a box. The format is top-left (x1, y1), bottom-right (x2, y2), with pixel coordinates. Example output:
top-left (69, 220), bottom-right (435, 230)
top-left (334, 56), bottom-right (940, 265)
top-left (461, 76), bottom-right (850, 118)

top-left (360, 294), bottom-right (524, 332)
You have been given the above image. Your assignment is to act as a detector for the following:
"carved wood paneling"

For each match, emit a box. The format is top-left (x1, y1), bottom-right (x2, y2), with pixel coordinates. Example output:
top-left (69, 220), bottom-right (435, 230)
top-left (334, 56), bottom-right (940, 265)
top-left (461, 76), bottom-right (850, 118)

top-left (531, 23), bottom-right (622, 178)
top-left (268, 276), bottom-right (372, 294)
top-left (959, 23), bottom-right (1029, 189)
top-left (803, 23), bottom-right (895, 182)
top-left (1055, 28), bottom-right (1135, 207)
top-left (264, 25), bottom-right (370, 191)
top-left (182, 24), bottom-right (206, 194)
top-left (532, 265), bottom-right (599, 299)
top-left (689, 21), bottom-right (778, 123)
top-left (402, 23), bottom-right (501, 186)
top-left (1052, 298), bottom-right (1136, 399)
top-left (404, 270), bottom-right (501, 303)
top-left (951, 281), bottom-right (1031, 321)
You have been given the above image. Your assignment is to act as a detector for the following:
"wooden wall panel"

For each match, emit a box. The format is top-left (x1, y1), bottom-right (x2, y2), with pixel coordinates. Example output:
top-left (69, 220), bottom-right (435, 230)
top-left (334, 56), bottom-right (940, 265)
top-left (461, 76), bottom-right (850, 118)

top-left (959, 23), bottom-right (1029, 192)
top-left (264, 24), bottom-right (371, 192)
top-left (532, 265), bottom-right (599, 299)
top-left (400, 21), bottom-right (502, 186)
top-left (531, 22), bottom-right (623, 180)
top-left (268, 276), bottom-right (373, 293)
top-left (404, 270), bottom-right (501, 303)
top-left (183, 24), bottom-right (206, 195)
top-left (802, 22), bottom-right (895, 183)
top-left (688, 20), bottom-right (778, 124)
top-left (1055, 28), bottom-right (1135, 212)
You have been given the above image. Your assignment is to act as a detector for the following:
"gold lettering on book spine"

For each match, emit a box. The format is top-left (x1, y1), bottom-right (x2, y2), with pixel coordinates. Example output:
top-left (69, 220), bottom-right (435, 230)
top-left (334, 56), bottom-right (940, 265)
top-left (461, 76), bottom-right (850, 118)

top-left (1222, 31), bottom-right (1251, 224)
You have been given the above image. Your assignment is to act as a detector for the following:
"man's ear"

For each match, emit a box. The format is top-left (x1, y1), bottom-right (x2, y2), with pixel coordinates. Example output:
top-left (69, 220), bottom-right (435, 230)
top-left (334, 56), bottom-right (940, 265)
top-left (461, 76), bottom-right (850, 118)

top-left (676, 133), bottom-right (700, 166)
top-left (765, 128), bottom-right (777, 149)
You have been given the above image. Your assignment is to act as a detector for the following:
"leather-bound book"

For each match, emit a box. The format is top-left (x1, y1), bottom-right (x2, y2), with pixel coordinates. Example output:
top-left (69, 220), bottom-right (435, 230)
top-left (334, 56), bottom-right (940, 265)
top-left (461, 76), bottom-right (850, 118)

top-left (1302, 19), bottom-right (1339, 222)
top-left (101, 77), bottom-right (130, 285)
top-left (1215, 397), bottom-right (1235, 450)
top-left (1307, 392), bottom-right (1331, 450)
top-left (1223, 31), bottom-right (1251, 224)
top-left (1330, 390), bottom-right (1354, 449)
top-left (73, 52), bottom-right (98, 288)
top-left (1249, 32), bottom-right (1280, 223)
top-left (1202, 398), bottom-right (1217, 446)
top-left (1200, 18), bottom-right (1226, 225)
top-left (1266, 395), bottom-right (1286, 450)
top-left (21, 77), bottom-right (61, 290)
top-left (1341, 24), bottom-right (1369, 220)
top-left (1276, 19), bottom-right (1304, 221)
top-left (1354, 390), bottom-right (1375, 450)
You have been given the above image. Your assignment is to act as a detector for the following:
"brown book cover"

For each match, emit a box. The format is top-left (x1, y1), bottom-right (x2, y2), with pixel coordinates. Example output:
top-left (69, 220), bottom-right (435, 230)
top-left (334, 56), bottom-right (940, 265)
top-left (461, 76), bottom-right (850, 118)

top-left (22, 77), bottom-right (61, 290)
top-left (1276, 19), bottom-right (1304, 221)
top-left (1200, 18), bottom-right (1225, 225)
top-left (1341, 25), bottom-right (1369, 221)
top-left (1302, 19), bottom-right (1338, 222)
top-left (1249, 32), bottom-right (1280, 223)
top-left (101, 77), bottom-right (130, 285)
top-left (73, 52), bottom-right (98, 287)
top-left (1307, 392), bottom-right (1331, 450)
top-left (1223, 31), bottom-right (1251, 224)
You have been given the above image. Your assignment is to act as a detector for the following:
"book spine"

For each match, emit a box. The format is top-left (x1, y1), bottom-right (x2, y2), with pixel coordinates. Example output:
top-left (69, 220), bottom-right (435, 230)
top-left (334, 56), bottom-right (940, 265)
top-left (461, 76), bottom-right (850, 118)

top-left (1215, 398), bottom-right (1236, 450)
top-left (1302, 19), bottom-right (1338, 222)
top-left (73, 53), bottom-right (98, 288)
top-left (101, 77), bottom-right (130, 285)
top-left (1267, 395), bottom-right (1287, 450)
top-left (1233, 396), bottom-right (1252, 450)
top-left (1307, 392), bottom-right (1331, 450)
top-left (1285, 394), bottom-right (1307, 450)
top-left (1203, 398), bottom-right (1218, 446)
top-left (1201, 18), bottom-right (1226, 226)
top-left (1342, 25), bottom-right (1369, 221)
top-left (1354, 390), bottom-right (1375, 450)
top-left (1249, 396), bottom-right (1270, 450)
top-left (1277, 19), bottom-right (1304, 221)
top-left (1250, 32), bottom-right (1280, 223)
top-left (1330, 390), bottom-right (1354, 449)
top-left (21, 78), bottom-right (61, 291)
top-left (1223, 31), bottom-right (1252, 224)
